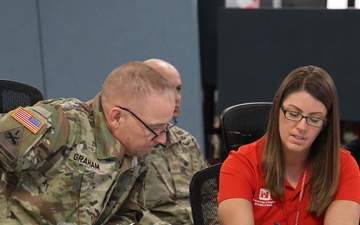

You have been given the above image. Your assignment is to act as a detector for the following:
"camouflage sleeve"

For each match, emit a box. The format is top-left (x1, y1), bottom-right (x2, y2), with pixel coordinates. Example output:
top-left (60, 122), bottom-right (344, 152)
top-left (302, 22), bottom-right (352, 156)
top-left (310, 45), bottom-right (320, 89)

top-left (104, 163), bottom-right (148, 225)
top-left (0, 105), bottom-right (70, 173)
top-left (139, 210), bottom-right (172, 225)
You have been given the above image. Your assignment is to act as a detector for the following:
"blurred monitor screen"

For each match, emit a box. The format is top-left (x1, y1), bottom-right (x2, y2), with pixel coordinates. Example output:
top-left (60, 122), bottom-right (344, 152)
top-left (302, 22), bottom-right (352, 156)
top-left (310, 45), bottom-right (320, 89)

top-left (260, 0), bottom-right (326, 8)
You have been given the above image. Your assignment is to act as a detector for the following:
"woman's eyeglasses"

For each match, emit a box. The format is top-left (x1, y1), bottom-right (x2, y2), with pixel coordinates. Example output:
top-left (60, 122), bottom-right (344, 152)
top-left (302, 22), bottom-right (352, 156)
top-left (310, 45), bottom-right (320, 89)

top-left (280, 105), bottom-right (326, 128)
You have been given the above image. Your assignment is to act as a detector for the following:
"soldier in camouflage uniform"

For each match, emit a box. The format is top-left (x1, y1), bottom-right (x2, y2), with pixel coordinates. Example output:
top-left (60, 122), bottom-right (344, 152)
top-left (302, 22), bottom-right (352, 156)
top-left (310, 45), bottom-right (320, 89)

top-left (0, 62), bottom-right (176, 225)
top-left (139, 59), bottom-right (209, 225)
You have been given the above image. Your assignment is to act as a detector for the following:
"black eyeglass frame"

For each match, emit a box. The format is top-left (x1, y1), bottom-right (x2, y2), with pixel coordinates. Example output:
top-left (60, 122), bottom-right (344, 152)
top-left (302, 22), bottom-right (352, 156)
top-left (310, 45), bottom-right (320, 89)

top-left (116, 106), bottom-right (177, 140)
top-left (280, 105), bottom-right (326, 128)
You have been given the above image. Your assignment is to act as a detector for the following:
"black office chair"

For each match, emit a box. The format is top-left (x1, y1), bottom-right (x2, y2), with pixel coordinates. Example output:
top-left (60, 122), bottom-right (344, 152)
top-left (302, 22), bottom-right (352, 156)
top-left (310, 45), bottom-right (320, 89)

top-left (190, 163), bottom-right (221, 225)
top-left (0, 79), bottom-right (44, 113)
top-left (220, 102), bottom-right (272, 154)
top-left (0, 79), bottom-right (44, 202)
top-left (189, 102), bottom-right (272, 225)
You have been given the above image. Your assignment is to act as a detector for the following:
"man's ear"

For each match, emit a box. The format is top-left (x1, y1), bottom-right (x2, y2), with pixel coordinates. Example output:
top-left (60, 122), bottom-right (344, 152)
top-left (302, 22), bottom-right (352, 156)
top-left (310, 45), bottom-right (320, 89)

top-left (108, 107), bottom-right (122, 129)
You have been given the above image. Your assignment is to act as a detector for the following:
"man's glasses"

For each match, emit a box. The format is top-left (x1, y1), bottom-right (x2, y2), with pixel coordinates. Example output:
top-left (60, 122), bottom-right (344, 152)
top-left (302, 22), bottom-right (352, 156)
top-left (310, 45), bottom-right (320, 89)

top-left (116, 106), bottom-right (177, 141)
top-left (280, 105), bottom-right (326, 128)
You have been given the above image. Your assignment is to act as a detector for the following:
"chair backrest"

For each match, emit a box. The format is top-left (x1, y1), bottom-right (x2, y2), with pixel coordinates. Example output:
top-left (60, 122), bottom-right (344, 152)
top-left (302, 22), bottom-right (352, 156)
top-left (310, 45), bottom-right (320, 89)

top-left (189, 102), bottom-right (272, 225)
top-left (190, 163), bottom-right (222, 225)
top-left (0, 79), bottom-right (44, 113)
top-left (220, 102), bottom-right (272, 154)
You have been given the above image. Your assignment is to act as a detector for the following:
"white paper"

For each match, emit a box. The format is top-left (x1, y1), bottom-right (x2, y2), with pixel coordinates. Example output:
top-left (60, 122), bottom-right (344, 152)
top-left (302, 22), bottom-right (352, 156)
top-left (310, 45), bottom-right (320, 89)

top-left (327, 0), bottom-right (348, 9)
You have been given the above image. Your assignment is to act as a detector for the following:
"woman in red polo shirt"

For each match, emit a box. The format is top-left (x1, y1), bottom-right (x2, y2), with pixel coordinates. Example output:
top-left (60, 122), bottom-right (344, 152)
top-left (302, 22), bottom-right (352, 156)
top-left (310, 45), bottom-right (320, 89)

top-left (218, 66), bottom-right (360, 225)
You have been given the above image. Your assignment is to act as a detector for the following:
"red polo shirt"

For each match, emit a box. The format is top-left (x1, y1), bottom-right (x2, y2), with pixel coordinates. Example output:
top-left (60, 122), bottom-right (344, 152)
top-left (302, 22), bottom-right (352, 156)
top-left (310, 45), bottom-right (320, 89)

top-left (218, 137), bottom-right (360, 225)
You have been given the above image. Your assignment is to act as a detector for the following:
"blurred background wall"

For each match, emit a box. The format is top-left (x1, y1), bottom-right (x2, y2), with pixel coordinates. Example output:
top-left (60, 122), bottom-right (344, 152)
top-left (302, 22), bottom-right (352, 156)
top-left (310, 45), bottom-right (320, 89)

top-left (2, 0), bottom-right (360, 162)
top-left (0, 0), bottom-right (205, 152)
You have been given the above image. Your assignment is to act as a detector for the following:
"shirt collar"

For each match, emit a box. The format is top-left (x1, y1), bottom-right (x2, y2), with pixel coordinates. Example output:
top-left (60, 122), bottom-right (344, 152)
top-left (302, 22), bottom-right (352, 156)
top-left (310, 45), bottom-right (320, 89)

top-left (156, 125), bottom-right (183, 148)
top-left (87, 93), bottom-right (126, 161)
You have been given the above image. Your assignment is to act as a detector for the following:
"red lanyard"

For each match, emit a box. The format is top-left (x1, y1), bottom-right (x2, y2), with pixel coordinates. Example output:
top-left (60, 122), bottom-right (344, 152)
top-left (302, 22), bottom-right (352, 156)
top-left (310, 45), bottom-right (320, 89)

top-left (282, 170), bottom-right (307, 225)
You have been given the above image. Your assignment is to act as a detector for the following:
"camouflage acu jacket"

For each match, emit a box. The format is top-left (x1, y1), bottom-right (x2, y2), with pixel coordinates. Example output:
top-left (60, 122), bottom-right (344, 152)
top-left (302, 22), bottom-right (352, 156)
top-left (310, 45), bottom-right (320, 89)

top-left (139, 126), bottom-right (209, 225)
top-left (0, 94), bottom-right (147, 225)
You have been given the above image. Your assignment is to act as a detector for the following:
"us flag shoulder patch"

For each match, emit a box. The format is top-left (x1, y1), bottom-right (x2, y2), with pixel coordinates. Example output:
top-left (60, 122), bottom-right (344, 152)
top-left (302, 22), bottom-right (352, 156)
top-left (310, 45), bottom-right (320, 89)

top-left (11, 107), bottom-right (44, 134)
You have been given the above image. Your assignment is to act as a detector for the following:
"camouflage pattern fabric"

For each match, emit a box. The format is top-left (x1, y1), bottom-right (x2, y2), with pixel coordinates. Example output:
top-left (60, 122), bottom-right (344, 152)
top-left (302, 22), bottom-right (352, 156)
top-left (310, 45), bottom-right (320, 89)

top-left (0, 94), bottom-right (147, 225)
top-left (139, 126), bottom-right (209, 225)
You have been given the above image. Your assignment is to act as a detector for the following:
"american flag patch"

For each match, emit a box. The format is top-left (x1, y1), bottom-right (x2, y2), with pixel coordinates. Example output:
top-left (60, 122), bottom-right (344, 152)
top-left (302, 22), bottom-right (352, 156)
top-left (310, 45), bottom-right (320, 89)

top-left (11, 107), bottom-right (44, 134)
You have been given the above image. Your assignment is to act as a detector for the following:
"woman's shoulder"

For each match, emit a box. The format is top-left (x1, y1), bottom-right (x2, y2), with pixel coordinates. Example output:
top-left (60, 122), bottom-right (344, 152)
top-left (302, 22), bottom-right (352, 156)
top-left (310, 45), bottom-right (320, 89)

top-left (340, 148), bottom-right (357, 160)
top-left (237, 137), bottom-right (266, 153)
top-left (227, 137), bottom-right (266, 161)
top-left (340, 148), bottom-right (359, 170)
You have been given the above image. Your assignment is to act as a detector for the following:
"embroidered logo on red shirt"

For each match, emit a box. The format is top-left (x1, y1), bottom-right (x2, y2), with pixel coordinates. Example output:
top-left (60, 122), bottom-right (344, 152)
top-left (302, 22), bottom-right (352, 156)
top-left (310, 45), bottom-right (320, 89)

top-left (259, 188), bottom-right (271, 200)
top-left (254, 188), bottom-right (276, 207)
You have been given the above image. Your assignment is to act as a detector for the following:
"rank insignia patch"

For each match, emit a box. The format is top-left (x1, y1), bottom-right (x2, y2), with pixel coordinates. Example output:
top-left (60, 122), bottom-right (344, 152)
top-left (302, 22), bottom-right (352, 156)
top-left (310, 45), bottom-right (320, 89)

top-left (0, 127), bottom-right (24, 162)
top-left (11, 107), bottom-right (44, 134)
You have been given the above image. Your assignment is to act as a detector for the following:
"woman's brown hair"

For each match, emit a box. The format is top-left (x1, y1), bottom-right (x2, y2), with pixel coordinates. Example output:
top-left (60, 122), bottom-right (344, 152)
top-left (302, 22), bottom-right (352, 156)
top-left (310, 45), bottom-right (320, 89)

top-left (262, 65), bottom-right (340, 216)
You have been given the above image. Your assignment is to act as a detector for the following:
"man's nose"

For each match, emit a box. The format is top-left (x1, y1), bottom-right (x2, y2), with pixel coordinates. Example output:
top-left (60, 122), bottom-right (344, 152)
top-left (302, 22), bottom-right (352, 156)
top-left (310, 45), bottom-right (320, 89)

top-left (154, 133), bottom-right (167, 145)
